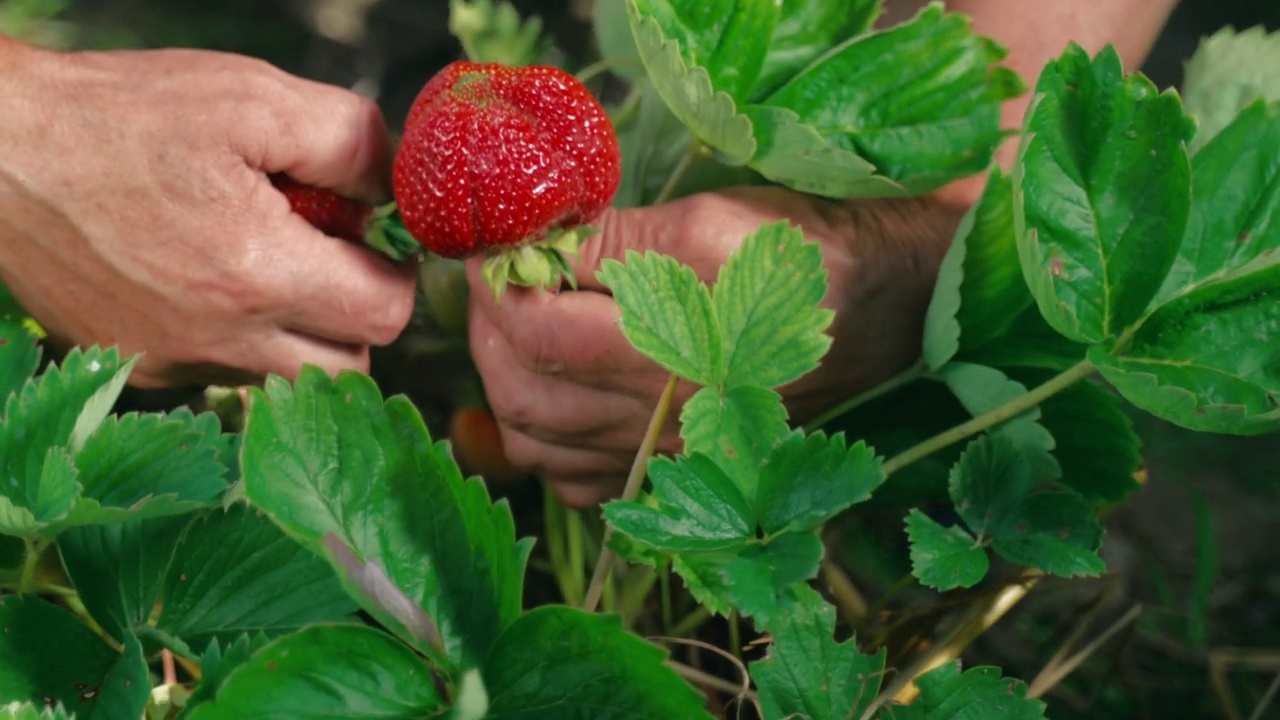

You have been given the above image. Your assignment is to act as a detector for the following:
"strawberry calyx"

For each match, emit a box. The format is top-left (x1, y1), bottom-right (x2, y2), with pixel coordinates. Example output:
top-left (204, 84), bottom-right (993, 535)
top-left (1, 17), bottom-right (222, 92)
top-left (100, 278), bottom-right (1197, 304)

top-left (478, 225), bottom-right (597, 301)
top-left (365, 203), bottom-right (424, 261)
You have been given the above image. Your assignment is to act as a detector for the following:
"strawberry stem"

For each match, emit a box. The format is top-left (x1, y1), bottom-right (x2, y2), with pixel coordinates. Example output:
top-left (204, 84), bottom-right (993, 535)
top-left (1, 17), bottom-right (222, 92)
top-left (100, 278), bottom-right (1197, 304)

top-left (367, 202), bottom-right (423, 261)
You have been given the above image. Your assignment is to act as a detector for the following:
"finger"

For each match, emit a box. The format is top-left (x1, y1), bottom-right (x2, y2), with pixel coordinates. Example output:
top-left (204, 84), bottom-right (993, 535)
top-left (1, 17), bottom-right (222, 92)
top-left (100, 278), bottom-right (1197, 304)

top-left (270, 212), bottom-right (418, 347)
top-left (498, 426), bottom-right (630, 508)
top-left (243, 329), bottom-right (372, 380)
top-left (467, 264), bottom-right (672, 399)
top-left (245, 73), bottom-right (393, 204)
top-left (470, 310), bottom-right (655, 449)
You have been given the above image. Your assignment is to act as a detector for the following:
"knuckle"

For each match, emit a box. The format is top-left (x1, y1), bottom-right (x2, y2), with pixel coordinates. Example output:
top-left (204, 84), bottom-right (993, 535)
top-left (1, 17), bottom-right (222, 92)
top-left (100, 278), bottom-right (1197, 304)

top-left (365, 288), bottom-right (415, 346)
top-left (509, 320), bottom-right (565, 377)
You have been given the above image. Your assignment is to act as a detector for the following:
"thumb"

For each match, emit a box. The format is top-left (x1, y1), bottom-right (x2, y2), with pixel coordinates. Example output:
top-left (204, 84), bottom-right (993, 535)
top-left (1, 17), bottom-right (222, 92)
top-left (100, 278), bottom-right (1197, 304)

top-left (573, 193), bottom-right (742, 292)
top-left (246, 74), bottom-right (393, 204)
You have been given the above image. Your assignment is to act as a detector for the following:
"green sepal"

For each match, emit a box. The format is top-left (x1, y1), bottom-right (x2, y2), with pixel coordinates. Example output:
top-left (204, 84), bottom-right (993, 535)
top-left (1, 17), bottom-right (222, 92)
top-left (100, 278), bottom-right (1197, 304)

top-left (479, 226), bottom-right (599, 301)
top-left (366, 203), bottom-right (423, 262)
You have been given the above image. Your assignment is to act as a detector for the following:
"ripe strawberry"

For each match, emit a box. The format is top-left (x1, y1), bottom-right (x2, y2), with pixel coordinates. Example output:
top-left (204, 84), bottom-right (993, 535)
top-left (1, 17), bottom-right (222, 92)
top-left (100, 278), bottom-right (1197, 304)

top-left (270, 174), bottom-right (421, 261)
top-left (392, 61), bottom-right (621, 295)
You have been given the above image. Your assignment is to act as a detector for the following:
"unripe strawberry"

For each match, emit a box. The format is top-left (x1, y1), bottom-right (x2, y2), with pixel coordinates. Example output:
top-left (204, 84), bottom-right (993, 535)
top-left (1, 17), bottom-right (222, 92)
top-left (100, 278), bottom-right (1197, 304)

top-left (392, 61), bottom-right (621, 295)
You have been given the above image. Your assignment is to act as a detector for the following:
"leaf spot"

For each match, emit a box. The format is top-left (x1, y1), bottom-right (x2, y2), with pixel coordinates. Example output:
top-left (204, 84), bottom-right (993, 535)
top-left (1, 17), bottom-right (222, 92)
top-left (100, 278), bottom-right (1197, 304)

top-left (1051, 258), bottom-right (1063, 277)
top-left (267, 660), bottom-right (277, 671)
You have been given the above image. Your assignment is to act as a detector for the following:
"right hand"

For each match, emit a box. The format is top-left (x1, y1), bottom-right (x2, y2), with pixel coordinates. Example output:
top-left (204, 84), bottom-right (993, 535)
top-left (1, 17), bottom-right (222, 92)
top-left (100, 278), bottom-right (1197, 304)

top-left (0, 39), bottom-right (417, 388)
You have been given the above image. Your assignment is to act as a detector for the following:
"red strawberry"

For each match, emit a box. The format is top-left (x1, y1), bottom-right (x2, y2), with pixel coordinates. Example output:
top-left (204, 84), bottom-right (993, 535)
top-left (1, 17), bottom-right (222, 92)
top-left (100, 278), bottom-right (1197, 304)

top-left (270, 174), bottom-right (422, 261)
top-left (392, 61), bottom-right (621, 295)
top-left (449, 405), bottom-right (528, 487)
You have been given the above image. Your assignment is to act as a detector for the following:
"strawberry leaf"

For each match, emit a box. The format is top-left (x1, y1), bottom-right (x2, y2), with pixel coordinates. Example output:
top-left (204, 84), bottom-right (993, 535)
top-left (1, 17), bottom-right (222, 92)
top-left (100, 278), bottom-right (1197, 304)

top-left (183, 625), bottom-right (445, 720)
top-left (482, 607), bottom-right (712, 719)
top-left (1182, 26), bottom-right (1280, 153)
top-left (0, 289), bottom-right (40, 408)
top-left (721, 531), bottom-right (823, 625)
top-left (872, 660), bottom-right (1045, 719)
top-left (240, 367), bottom-right (531, 672)
top-left (0, 704), bottom-right (74, 720)
top-left (741, 105), bottom-right (897, 199)
top-left (751, 587), bottom-right (887, 720)
top-left (603, 454), bottom-right (752, 553)
top-left (938, 362), bottom-right (1060, 483)
top-left (598, 250), bottom-right (722, 385)
top-left (180, 633), bottom-right (272, 716)
top-left (750, 0), bottom-right (883, 100)
top-left (948, 434), bottom-right (1105, 579)
top-left (713, 220), bottom-right (834, 389)
top-left (905, 509), bottom-right (989, 591)
top-left (631, 0), bottom-right (777, 102)
top-left (0, 596), bottom-right (150, 719)
top-left (1034, 375), bottom-right (1142, 505)
top-left (923, 170), bottom-right (1041, 370)
top-left (679, 386), bottom-right (790, 498)
top-left (758, 3), bottom-right (1022, 195)
top-left (627, 1), bottom-right (757, 164)
top-left (1014, 43), bottom-right (1194, 344)
top-left (1153, 100), bottom-right (1280, 306)
top-left (756, 430), bottom-right (884, 536)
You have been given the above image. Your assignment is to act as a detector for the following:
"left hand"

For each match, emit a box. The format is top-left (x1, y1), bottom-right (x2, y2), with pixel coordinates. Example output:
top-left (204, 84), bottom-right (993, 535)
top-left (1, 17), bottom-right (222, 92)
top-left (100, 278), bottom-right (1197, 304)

top-left (466, 186), bottom-right (964, 507)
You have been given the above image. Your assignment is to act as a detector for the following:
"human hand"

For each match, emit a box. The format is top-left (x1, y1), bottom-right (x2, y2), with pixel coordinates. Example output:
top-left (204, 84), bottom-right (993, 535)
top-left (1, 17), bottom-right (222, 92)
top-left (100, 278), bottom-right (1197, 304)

top-left (0, 40), bottom-right (416, 387)
top-left (467, 186), bottom-right (965, 507)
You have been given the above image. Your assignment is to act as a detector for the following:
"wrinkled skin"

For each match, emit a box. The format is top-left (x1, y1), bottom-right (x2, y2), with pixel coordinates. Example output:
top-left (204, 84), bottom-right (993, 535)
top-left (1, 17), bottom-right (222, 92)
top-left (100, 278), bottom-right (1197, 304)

top-left (0, 41), bottom-right (416, 387)
top-left (467, 187), bottom-right (966, 508)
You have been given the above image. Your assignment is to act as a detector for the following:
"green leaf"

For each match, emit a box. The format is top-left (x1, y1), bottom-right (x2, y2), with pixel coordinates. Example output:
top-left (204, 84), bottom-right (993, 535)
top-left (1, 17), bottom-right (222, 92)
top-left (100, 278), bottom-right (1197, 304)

top-left (990, 491), bottom-right (1107, 578)
top-left (240, 367), bottom-right (529, 670)
top-left (905, 509), bottom-right (988, 591)
top-left (679, 385), bottom-right (790, 497)
top-left (184, 624), bottom-right (444, 720)
top-left (155, 505), bottom-right (358, 650)
top-left (626, 2), bottom-right (756, 164)
top-left (756, 431), bottom-right (884, 535)
top-left (592, 0), bottom-right (644, 81)
top-left (1036, 377), bottom-right (1142, 504)
top-left (924, 170), bottom-right (1036, 370)
top-left (57, 515), bottom-right (190, 644)
top-left (751, 588), bottom-right (886, 720)
top-left (939, 363), bottom-right (1060, 482)
top-left (741, 105), bottom-right (899, 199)
top-left (613, 81), bottom-right (693, 207)
top-left (0, 704), bottom-right (74, 720)
top-left (0, 348), bottom-right (136, 533)
top-left (0, 311), bottom-right (41, 408)
top-left (1182, 26), bottom-right (1280, 153)
top-left (180, 633), bottom-right (271, 716)
top-left (1089, 257), bottom-right (1280, 435)
top-left (603, 453), bottom-right (752, 553)
top-left (0, 596), bottom-right (149, 719)
top-left (597, 250), bottom-right (721, 385)
top-left (483, 606), bottom-right (712, 719)
top-left (1014, 43), bottom-right (1194, 344)
top-left (873, 660), bottom-right (1046, 719)
top-left (631, 0), bottom-right (777, 101)
top-left (62, 411), bottom-right (229, 527)
top-left (721, 531), bottom-right (823, 624)
top-left (713, 220), bottom-right (834, 388)
top-left (948, 435), bottom-right (1104, 578)
top-left (956, 302), bottom-right (1086, 371)
top-left (751, 0), bottom-right (883, 100)
top-left (761, 4), bottom-right (1023, 194)
top-left (1153, 100), bottom-right (1280, 306)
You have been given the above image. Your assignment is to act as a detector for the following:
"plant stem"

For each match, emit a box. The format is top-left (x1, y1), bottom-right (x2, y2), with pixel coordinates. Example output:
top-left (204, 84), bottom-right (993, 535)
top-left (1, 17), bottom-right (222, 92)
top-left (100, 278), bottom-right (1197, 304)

top-left (582, 374), bottom-right (681, 613)
top-left (667, 660), bottom-right (756, 701)
top-left (653, 138), bottom-right (702, 206)
top-left (669, 605), bottom-right (713, 638)
top-left (17, 537), bottom-right (47, 595)
top-left (574, 56), bottom-right (643, 85)
top-left (566, 508), bottom-right (586, 606)
top-left (804, 359), bottom-right (928, 432)
top-left (880, 358), bottom-right (1094, 478)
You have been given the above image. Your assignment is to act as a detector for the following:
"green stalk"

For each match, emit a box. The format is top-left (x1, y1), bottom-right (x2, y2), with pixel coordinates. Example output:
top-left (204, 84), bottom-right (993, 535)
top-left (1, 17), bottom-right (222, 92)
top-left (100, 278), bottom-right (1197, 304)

top-left (669, 605), bottom-right (713, 638)
top-left (17, 537), bottom-right (47, 595)
top-left (881, 359), bottom-right (1094, 478)
top-left (582, 374), bottom-right (680, 613)
top-left (804, 359), bottom-right (928, 432)
top-left (566, 508), bottom-right (587, 606)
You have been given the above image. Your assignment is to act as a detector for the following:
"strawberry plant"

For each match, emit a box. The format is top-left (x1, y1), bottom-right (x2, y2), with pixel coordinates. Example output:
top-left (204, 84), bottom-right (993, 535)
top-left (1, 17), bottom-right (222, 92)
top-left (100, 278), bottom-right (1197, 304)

top-left (3, 1), bottom-right (1280, 718)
